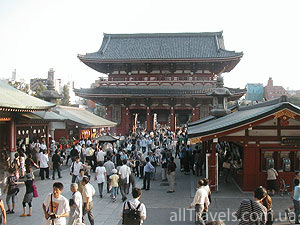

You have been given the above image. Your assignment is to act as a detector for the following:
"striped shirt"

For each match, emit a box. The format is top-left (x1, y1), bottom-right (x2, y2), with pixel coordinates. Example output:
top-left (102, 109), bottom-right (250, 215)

top-left (236, 199), bottom-right (267, 225)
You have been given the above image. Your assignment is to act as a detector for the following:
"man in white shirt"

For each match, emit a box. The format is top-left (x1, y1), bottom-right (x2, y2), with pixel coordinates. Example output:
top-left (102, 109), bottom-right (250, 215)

top-left (81, 177), bottom-right (95, 225)
top-left (94, 161), bottom-right (106, 198)
top-left (119, 159), bottom-right (131, 202)
top-left (70, 156), bottom-right (83, 183)
top-left (96, 148), bottom-right (106, 163)
top-left (189, 179), bottom-right (210, 225)
top-left (42, 182), bottom-right (70, 225)
top-left (121, 188), bottom-right (146, 225)
top-left (68, 183), bottom-right (82, 225)
top-left (40, 149), bottom-right (50, 180)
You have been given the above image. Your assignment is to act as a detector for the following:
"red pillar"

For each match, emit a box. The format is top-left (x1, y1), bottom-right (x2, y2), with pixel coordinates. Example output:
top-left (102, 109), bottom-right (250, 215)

top-left (146, 107), bottom-right (151, 132)
top-left (170, 107), bottom-right (175, 132)
top-left (210, 140), bottom-right (217, 192)
top-left (192, 107), bottom-right (197, 122)
top-left (125, 107), bottom-right (130, 134)
top-left (10, 120), bottom-right (16, 152)
top-left (46, 125), bottom-right (50, 153)
top-left (106, 106), bottom-right (112, 121)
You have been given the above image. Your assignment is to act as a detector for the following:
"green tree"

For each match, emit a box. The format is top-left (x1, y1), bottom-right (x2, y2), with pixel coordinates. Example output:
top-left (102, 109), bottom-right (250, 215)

top-left (33, 81), bottom-right (46, 97)
top-left (61, 84), bottom-right (70, 106)
top-left (8, 81), bottom-right (30, 94)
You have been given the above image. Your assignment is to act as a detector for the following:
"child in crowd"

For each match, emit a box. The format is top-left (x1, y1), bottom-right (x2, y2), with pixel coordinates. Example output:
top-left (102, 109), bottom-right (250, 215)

top-left (110, 169), bottom-right (119, 202)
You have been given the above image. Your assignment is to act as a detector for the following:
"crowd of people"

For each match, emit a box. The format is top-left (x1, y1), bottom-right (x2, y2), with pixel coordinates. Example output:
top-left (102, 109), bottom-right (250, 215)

top-left (1, 125), bottom-right (299, 225)
top-left (0, 126), bottom-right (193, 225)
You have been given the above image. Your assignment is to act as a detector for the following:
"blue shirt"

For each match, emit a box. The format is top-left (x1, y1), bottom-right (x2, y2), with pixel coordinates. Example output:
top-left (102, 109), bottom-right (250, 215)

top-left (144, 162), bottom-right (154, 173)
top-left (294, 186), bottom-right (300, 201)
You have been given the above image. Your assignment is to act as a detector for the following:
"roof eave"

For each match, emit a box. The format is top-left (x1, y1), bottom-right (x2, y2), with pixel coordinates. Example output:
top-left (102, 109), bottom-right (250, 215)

top-left (188, 103), bottom-right (300, 140)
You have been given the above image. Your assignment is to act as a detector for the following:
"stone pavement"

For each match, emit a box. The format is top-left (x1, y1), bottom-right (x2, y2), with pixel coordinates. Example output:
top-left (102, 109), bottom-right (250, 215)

top-left (0, 160), bottom-right (294, 225)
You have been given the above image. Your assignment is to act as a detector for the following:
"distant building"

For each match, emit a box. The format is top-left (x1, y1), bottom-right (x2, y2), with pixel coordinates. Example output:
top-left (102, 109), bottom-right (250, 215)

top-left (12, 69), bottom-right (16, 81)
top-left (264, 77), bottom-right (288, 100)
top-left (30, 78), bottom-right (47, 91)
top-left (245, 83), bottom-right (264, 102)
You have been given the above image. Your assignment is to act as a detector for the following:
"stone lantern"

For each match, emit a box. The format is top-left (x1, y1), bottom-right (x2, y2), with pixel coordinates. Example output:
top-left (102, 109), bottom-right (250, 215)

top-left (207, 76), bottom-right (232, 118)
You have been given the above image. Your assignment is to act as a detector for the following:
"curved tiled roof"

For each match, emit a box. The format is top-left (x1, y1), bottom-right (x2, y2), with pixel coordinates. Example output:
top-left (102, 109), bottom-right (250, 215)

top-left (188, 97), bottom-right (300, 138)
top-left (55, 106), bottom-right (117, 128)
top-left (75, 86), bottom-right (245, 98)
top-left (0, 80), bottom-right (55, 111)
top-left (79, 32), bottom-right (243, 62)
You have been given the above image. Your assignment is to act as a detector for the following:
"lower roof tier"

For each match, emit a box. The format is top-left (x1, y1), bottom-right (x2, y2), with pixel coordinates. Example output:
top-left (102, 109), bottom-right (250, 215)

top-left (75, 85), bottom-right (245, 99)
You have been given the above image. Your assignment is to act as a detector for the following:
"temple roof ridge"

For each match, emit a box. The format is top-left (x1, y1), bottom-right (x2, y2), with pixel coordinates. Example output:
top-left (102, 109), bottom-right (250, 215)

top-left (102, 31), bottom-right (224, 39)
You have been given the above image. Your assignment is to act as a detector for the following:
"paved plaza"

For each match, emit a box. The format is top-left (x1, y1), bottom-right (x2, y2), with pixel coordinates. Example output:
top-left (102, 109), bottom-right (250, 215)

top-left (1, 160), bottom-right (293, 225)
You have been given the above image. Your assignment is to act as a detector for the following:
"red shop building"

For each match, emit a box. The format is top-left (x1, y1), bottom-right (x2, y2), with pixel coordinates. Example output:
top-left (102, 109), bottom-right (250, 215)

top-left (189, 95), bottom-right (300, 192)
top-left (0, 80), bottom-right (55, 154)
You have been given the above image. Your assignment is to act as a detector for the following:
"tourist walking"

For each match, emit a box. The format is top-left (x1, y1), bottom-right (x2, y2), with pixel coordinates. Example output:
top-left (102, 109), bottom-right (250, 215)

top-left (95, 161), bottom-right (106, 198)
top-left (40, 149), bottom-right (50, 180)
top-left (42, 182), bottom-right (70, 225)
top-left (81, 177), bottom-right (95, 225)
top-left (266, 165), bottom-right (278, 196)
top-left (142, 157), bottom-right (154, 191)
top-left (75, 169), bottom-right (87, 194)
top-left (68, 183), bottom-right (83, 225)
top-left (0, 197), bottom-right (7, 224)
top-left (293, 179), bottom-right (300, 224)
top-left (121, 188), bottom-right (146, 225)
top-left (235, 186), bottom-right (267, 225)
top-left (4, 168), bottom-right (22, 214)
top-left (109, 169), bottom-right (119, 202)
top-left (70, 156), bottom-right (83, 183)
top-left (104, 156), bottom-right (115, 193)
top-left (52, 150), bottom-right (62, 180)
top-left (189, 179), bottom-right (210, 225)
top-left (119, 159), bottom-right (131, 202)
top-left (166, 156), bottom-right (176, 193)
top-left (20, 173), bottom-right (34, 217)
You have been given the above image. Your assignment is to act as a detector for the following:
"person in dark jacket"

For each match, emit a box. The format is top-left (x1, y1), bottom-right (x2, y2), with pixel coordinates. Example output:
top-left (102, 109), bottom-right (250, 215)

top-left (52, 150), bottom-right (62, 180)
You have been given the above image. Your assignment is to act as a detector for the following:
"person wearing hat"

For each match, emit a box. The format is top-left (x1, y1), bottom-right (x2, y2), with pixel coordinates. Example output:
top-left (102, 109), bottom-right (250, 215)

top-left (20, 173), bottom-right (33, 217)
top-left (110, 169), bottom-right (119, 202)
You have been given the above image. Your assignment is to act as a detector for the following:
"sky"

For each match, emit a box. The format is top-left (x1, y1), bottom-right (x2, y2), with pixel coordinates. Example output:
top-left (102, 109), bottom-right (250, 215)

top-left (0, 0), bottom-right (299, 90)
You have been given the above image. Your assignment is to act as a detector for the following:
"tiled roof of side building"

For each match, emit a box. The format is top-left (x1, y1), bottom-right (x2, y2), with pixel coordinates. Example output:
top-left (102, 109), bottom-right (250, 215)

top-left (0, 80), bottom-right (55, 110)
top-left (75, 86), bottom-right (246, 97)
top-left (79, 32), bottom-right (243, 61)
top-left (188, 97), bottom-right (300, 138)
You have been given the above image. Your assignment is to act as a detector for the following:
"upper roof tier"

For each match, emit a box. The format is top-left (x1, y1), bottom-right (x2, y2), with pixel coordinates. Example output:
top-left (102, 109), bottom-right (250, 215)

top-left (78, 32), bottom-right (243, 73)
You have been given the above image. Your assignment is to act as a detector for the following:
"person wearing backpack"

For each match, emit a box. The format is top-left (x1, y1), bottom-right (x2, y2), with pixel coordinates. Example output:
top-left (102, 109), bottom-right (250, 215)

top-left (3, 168), bottom-right (23, 214)
top-left (70, 157), bottom-right (83, 183)
top-left (121, 188), bottom-right (146, 225)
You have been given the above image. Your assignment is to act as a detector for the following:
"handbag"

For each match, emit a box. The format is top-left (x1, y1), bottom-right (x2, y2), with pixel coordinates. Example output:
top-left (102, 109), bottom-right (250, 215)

top-left (223, 162), bottom-right (231, 169)
top-left (32, 182), bottom-right (38, 198)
